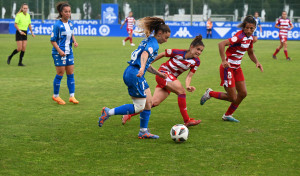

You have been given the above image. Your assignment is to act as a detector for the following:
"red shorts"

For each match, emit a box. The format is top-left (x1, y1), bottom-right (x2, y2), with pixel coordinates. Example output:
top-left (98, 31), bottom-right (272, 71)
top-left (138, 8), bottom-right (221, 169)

top-left (219, 64), bottom-right (245, 88)
top-left (156, 70), bottom-right (177, 94)
top-left (127, 28), bottom-right (133, 34)
top-left (279, 35), bottom-right (287, 43)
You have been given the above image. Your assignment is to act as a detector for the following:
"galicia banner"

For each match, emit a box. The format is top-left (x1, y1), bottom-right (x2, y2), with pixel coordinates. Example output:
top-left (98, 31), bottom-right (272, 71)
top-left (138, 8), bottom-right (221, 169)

top-left (101, 4), bottom-right (119, 25)
top-left (2, 19), bottom-right (300, 40)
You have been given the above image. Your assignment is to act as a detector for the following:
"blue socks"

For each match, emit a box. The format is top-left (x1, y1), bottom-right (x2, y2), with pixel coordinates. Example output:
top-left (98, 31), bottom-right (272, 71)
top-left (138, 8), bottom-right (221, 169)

top-left (114, 104), bottom-right (135, 115)
top-left (140, 110), bottom-right (151, 128)
top-left (53, 74), bottom-right (63, 95)
top-left (67, 74), bottom-right (75, 95)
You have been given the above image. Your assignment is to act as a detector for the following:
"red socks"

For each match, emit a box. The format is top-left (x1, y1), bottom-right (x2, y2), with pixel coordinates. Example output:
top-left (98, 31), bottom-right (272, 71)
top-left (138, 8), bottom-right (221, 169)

top-left (129, 37), bottom-right (132, 43)
top-left (124, 37), bottom-right (130, 42)
top-left (284, 50), bottom-right (288, 58)
top-left (209, 91), bottom-right (222, 99)
top-left (178, 94), bottom-right (190, 123)
top-left (225, 103), bottom-right (239, 116)
top-left (273, 48), bottom-right (280, 56)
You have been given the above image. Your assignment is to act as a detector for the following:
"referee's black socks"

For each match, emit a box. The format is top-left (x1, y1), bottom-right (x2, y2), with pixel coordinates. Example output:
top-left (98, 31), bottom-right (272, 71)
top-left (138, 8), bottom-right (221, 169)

top-left (18, 51), bottom-right (25, 66)
top-left (9, 49), bottom-right (19, 58)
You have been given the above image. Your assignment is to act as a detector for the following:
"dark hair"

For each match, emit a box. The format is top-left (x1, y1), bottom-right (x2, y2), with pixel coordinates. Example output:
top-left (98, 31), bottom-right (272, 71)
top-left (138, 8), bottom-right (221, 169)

top-left (238, 15), bottom-right (256, 28)
top-left (138, 17), bottom-right (170, 37)
top-left (17, 3), bottom-right (28, 15)
top-left (190, 34), bottom-right (204, 47)
top-left (56, 1), bottom-right (71, 19)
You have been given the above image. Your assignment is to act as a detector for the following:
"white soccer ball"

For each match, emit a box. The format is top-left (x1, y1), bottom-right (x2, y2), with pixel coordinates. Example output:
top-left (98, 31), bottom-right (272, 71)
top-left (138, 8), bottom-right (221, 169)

top-left (170, 124), bottom-right (189, 143)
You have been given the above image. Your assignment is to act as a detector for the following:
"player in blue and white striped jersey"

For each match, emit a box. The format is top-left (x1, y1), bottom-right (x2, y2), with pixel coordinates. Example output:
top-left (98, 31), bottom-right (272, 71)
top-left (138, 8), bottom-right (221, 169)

top-left (50, 2), bottom-right (79, 105)
top-left (253, 12), bottom-right (262, 43)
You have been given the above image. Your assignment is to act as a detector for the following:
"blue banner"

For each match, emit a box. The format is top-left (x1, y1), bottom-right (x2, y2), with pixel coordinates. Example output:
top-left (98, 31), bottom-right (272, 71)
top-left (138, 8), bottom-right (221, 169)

top-left (101, 4), bottom-right (118, 25)
top-left (2, 19), bottom-right (300, 40)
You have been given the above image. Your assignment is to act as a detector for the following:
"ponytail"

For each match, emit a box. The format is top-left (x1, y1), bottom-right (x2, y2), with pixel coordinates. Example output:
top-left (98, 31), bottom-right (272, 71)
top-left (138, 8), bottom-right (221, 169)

top-left (138, 17), bottom-right (170, 37)
top-left (16, 3), bottom-right (28, 15)
top-left (190, 34), bottom-right (204, 47)
top-left (56, 1), bottom-right (71, 19)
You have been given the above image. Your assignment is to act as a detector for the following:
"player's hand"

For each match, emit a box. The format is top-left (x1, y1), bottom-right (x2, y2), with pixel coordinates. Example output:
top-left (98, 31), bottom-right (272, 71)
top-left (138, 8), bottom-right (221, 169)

top-left (136, 68), bottom-right (144, 77)
top-left (187, 86), bottom-right (196, 92)
top-left (74, 42), bottom-right (78, 48)
top-left (20, 31), bottom-right (26, 35)
top-left (32, 34), bottom-right (35, 38)
top-left (256, 62), bottom-right (263, 72)
top-left (59, 51), bottom-right (66, 57)
top-left (222, 60), bottom-right (230, 68)
top-left (159, 72), bottom-right (168, 79)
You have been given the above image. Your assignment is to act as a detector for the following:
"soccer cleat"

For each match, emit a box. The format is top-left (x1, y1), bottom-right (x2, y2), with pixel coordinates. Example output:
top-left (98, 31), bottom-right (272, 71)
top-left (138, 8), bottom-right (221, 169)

top-left (122, 40), bottom-right (125, 46)
top-left (222, 114), bottom-right (240, 122)
top-left (7, 56), bottom-right (12, 65)
top-left (18, 63), bottom-right (25, 66)
top-left (130, 43), bottom-right (135, 46)
top-left (272, 55), bottom-right (277, 60)
top-left (138, 130), bottom-right (159, 139)
top-left (52, 96), bottom-right (66, 105)
top-left (122, 114), bottom-right (132, 125)
top-left (286, 57), bottom-right (291, 61)
top-left (200, 88), bottom-right (213, 105)
top-left (98, 107), bottom-right (110, 127)
top-left (184, 118), bottom-right (201, 127)
top-left (69, 96), bottom-right (79, 104)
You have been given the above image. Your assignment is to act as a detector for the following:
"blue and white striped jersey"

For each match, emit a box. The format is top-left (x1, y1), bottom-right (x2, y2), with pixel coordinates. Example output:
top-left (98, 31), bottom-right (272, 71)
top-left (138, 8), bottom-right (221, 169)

top-left (50, 20), bottom-right (74, 55)
top-left (254, 17), bottom-right (261, 31)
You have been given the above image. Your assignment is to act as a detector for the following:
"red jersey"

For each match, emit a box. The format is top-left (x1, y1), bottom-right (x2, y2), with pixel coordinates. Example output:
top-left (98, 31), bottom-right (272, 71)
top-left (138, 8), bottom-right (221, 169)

top-left (125, 16), bottom-right (135, 30)
top-left (276, 18), bottom-right (292, 36)
top-left (226, 30), bottom-right (253, 69)
top-left (160, 49), bottom-right (200, 77)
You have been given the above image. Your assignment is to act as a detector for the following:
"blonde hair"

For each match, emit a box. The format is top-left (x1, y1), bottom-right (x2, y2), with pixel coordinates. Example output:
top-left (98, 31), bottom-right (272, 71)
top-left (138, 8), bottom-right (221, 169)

top-left (138, 17), bottom-right (170, 37)
top-left (16, 3), bottom-right (28, 15)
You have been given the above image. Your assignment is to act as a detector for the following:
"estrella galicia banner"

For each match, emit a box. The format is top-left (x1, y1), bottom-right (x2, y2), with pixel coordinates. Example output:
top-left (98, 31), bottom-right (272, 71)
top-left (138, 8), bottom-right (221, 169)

top-left (101, 4), bottom-right (118, 25)
top-left (2, 19), bottom-right (300, 40)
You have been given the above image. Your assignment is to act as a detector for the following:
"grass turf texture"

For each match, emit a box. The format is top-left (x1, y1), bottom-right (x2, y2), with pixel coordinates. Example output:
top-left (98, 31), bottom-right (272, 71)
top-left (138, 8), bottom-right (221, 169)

top-left (0, 34), bottom-right (299, 175)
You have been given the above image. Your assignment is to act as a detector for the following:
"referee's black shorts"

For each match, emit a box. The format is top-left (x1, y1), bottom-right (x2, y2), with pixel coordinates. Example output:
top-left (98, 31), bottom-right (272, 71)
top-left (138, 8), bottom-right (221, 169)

top-left (16, 30), bottom-right (27, 41)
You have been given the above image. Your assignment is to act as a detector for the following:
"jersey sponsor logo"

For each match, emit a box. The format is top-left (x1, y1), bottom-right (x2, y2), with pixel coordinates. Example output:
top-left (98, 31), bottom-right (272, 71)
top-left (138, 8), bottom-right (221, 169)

top-left (103, 7), bottom-right (117, 24)
top-left (173, 27), bottom-right (192, 37)
top-left (167, 49), bottom-right (172, 55)
top-left (214, 27), bottom-right (231, 37)
top-left (99, 25), bottom-right (110, 36)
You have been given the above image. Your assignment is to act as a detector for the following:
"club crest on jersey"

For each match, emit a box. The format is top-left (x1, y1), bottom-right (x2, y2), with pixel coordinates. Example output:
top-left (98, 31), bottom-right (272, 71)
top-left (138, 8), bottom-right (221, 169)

top-left (148, 47), bottom-right (153, 54)
top-left (167, 49), bottom-right (172, 55)
top-left (51, 32), bottom-right (54, 37)
top-left (231, 36), bottom-right (238, 42)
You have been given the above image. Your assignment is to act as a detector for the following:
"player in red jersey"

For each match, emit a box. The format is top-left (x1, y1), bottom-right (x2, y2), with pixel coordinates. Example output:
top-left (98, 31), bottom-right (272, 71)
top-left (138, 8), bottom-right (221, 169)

top-left (200, 15), bottom-right (263, 122)
top-left (122, 35), bottom-right (204, 127)
top-left (120, 11), bottom-right (136, 46)
top-left (272, 11), bottom-right (293, 60)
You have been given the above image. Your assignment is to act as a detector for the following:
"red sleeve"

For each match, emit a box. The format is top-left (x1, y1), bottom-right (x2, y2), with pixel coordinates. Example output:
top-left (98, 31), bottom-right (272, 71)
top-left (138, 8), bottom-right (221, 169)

top-left (190, 58), bottom-right (200, 73)
top-left (165, 49), bottom-right (174, 57)
top-left (228, 34), bottom-right (241, 45)
top-left (289, 20), bottom-right (292, 26)
top-left (125, 18), bottom-right (128, 22)
top-left (276, 19), bottom-right (280, 26)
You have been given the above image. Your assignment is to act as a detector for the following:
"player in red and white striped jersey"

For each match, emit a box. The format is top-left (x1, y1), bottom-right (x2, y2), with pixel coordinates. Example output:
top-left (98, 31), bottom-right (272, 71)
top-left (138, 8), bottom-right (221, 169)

top-left (200, 16), bottom-right (263, 122)
top-left (272, 11), bottom-right (293, 60)
top-left (120, 12), bottom-right (136, 46)
top-left (122, 35), bottom-right (205, 127)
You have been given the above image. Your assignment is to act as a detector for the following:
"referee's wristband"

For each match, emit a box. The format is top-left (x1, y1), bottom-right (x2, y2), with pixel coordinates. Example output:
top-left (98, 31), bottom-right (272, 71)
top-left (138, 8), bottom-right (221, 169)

top-left (19, 30), bottom-right (22, 33)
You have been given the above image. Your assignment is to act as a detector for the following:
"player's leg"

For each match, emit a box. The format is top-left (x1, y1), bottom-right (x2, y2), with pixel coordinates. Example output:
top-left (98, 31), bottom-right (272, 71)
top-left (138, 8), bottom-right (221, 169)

top-left (206, 30), bottom-right (209, 38)
top-left (66, 64), bottom-right (79, 104)
top-left (18, 40), bottom-right (27, 66)
top-left (165, 80), bottom-right (201, 127)
top-left (221, 86), bottom-right (240, 122)
top-left (138, 88), bottom-right (159, 139)
top-left (129, 31), bottom-right (135, 46)
top-left (283, 41), bottom-right (290, 60)
top-left (7, 41), bottom-right (22, 64)
top-left (52, 66), bottom-right (66, 105)
top-left (273, 40), bottom-right (283, 59)
top-left (209, 30), bottom-right (212, 38)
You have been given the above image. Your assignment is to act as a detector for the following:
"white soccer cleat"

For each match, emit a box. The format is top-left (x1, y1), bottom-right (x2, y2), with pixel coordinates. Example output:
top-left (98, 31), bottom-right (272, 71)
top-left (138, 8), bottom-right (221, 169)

top-left (122, 40), bottom-right (125, 46)
top-left (130, 43), bottom-right (135, 46)
top-left (200, 88), bottom-right (213, 105)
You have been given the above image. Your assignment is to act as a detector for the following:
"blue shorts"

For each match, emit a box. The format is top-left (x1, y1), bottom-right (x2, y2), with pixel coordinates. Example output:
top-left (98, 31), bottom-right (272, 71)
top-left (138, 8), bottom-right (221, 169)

top-left (52, 53), bottom-right (74, 66)
top-left (123, 65), bottom-right (149, 98)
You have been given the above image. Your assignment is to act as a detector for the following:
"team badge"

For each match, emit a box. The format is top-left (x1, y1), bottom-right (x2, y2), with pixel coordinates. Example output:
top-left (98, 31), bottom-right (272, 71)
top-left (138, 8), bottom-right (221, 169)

top-left (231, 36), bottom-right (237, 42)
top-left (167, 49), bottom-right (172, 55)
top-left (51, 32), bottom-right (54, 37)
top-left (148, 47), bottom-right (153, 54)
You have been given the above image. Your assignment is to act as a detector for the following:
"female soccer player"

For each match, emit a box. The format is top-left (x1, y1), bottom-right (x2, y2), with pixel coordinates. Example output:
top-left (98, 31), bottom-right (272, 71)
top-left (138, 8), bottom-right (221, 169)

top-left (7, 3), bottom-right (35, 66)
top-left (122, 35), bottom-right (204, 127)
top-left (98, 17), bottom-right (171, 139)
top-left (253, 12), bottom-right (262, 43)
top-left (50, 2), bottom-right (79, 105)
top-left (120, 11), bottom-right (135, 46)
top-left (200, 15), bottom-right (263, 122)
top-left (206, 18), bottom-right (213, 39)
top-left (272, 11), bottom-right (293, 60)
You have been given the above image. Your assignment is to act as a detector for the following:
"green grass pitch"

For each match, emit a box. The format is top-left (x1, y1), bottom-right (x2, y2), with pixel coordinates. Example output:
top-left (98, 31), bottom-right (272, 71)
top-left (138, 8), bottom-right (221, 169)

top-left (0, 34), bottom-right (299, 175)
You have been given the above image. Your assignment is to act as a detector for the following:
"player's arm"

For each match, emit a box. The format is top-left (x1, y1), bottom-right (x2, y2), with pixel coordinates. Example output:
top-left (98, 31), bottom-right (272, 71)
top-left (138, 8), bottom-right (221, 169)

top-left (51, 41), bottom-right (66, 57)
top-left (14, 23), bottom-right (25, 35)
top-left (152, 52), bottom-right (165, 63)
top-left (136, 51), bottom-right (148, 77)
top-left (185, 71), bottom-right (196, 92)
top-left (28, 24), bottom-right (35, 37)
top-left (247, 48), bottom-right (263, 72)
top-left (72, 34), bottom-right (78, 48)
top-left (218, 39), bottom-right (231, 68)
top-left (147, 65), bottom-right (167, 78)
top-left (275, 23), bottom-right (281, 29)
top-left (289, 23), bottom-right (294, 30)
top-left (120, 19), bottom-right (126, 29)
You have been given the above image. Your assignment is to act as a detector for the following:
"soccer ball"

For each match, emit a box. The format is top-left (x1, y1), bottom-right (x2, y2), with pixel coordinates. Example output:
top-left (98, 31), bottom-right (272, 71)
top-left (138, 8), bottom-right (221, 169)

top-left (170, 124), bottom-right (189, 143)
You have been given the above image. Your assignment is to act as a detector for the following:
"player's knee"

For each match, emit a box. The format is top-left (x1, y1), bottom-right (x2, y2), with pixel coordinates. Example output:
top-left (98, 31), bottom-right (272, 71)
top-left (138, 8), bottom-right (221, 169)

top-left (175, 88), bottom-right (185, 95)
top-left (152, 99), bottom-right (160, 107)
top-left (133, 99), bottom-right (146, 113)
top-left (239, 91), bottom-right (247, 99)
top-left (228, 95), bottom-right (237, 102)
